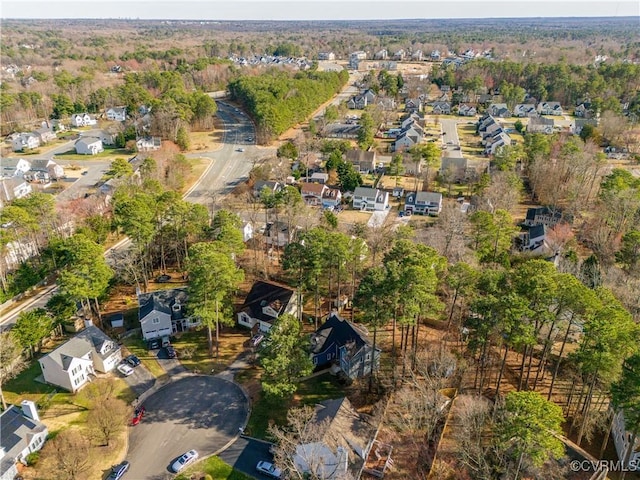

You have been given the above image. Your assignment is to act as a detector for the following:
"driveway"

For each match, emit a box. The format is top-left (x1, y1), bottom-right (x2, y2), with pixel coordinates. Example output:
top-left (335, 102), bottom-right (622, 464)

top-left (126, 375), bottom-right (248, 479)
top-left (219, 437), bottom-right (276, 480)
top-left (440, 119), bottom-right (464, 158)
top-left (155, 347), bottom-right (188, 377)
top-left (122, 363), bottom-right (156, 396)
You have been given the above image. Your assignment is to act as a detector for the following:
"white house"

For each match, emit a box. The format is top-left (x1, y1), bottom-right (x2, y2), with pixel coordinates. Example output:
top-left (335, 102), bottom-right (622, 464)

top-left (237, 281), bottom-right (297, 332)
top-left (612, 410), bottom-right (640, 469)
top-left (74, 137), bottom-right (104, 155)
top-left (71, 113), bottom-right (97, 127)
top-left (32, 127), bottom-right (57, 144)
top-left (11, 133), bottom-right (40, 152)
top-left (0, 401), bottom-right (48, 480)
top-left (29, 159), bottom-right (65, 180)
top-left (138, 288), bottom-right (198, 340)
top-left (106, 106), bottom-right (127, 122)
top-left (0, 178), bottom-right (32, 206)
top-left (136, 136), bottom-right (161, 151)
top-left (352, 187), bottom-right (389, 212)
top-left (38, 324), bottom-right (121, 392)
top-left (1, 158), bottom-right (31, 177)
top-left (301, 182), bottom-right (328, 206)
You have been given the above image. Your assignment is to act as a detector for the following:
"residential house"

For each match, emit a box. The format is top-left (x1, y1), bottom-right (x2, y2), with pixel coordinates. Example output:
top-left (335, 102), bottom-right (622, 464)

top-left (299, 153), bottom-right (322, 175)
top-left (29, 159), bottom-right (65, 181)
top-left (537, 101), bottom-right (563, 116)
top-left (573, 118), bottom-right (598, 136)
top-left (1, 158), bottom-right (31, 177)
top-left (253, 180), bottom-right (282, 198)
top-left (612, 410), bottom-right (640, 469)
top-left (373, 49), bottom-right (388, 60)
top-left (404, 191), bottom-right (443, 215)
top-left (322, 188), bottom-right (342, 209)
top-left (430, 50), bottom-right (441, 61)
top-left (318, 52), bottom-right (336, 61)
top-left (310, 172), bottom-right (329, 184)
top-left (523, 206), bottom-right (569, 228)
top-left (404, 98), bottom-right (423, 113)
top-left (431, 101), bottom-right (451, 115)
top-left (575, 102), bottom-right (594, 118)
top-left (11, 133), bottom-right (40, 152)
top-left (293, 397), bottom-right (380, 480)
top-left (481, 123), bottom-right (503, 143)
top-left (402, 152), bottom-right (422, 175)
top-left (310, 313), bottom-right (381, 378)
top-left (393, 130), bottom-right (420, 152)
top-left (71, 113), bottom-right (97, 127)
top-left (138, 287), bottom-right (197, 340)
top-left (487, 103), bottom-right (511, 118)
top-left (136, 136), bottom-right (161, 151)
top-left (392, 186), bottom-right (405, 198)
top-left (97, 130), bottom-right (116, 146)
top-left (352, 187), bottom-right (389, 211)
top-left (457, 104), bottom-right (477, 117)
top-left (301, 182), bottom-right (328, 206)
top-left (485, 131), bottom-right (512, 155)
top-left (477, 93), bottom-right (495, 105)
top-left (0, 402), bottom-right (48, 480)
top-left (411, 49), bottom-right (423, 61)
top-left (440, 156), bottom-right (469, 182)
top-left (38, 324), bottom-right (121, 392)
top-left (349, 51), bottom-right (367, 69)
top-left (323, 123), bottom-right (360, 139)
top-left (347, 90), bottom-right (376, 110)
top-left (393, 49), bottom-right (405, 61)
top-left (237, 280), bottom-right (297, 332)
top-left (527, 116), bottom-right (555, 134)
top-left (0, 178), bottom-right (32, 206)
top-left (345, 149), bottom-right (376, 174)
top-left (32, 126), bottom-right (56, 144)
top-left (106, 106), bottom-right (127, 122)
top-left (74, 137), bottom-right (104, 155)
top-left (521, 224), bottom-right (546, 251)
top-left (401, 113), bottom-right (424, 130)
top-left (513, 104), bottom-right (538, 118)
top-left (265, 221), bottom-right (297, 247)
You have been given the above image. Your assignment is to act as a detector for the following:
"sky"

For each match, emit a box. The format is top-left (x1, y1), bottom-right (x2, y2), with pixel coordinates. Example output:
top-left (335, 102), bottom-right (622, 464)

top-left (1, 0), bottom-right (638, 20)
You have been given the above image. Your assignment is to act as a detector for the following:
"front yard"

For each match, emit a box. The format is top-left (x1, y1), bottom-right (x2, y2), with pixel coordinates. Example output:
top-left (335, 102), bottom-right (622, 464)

top-left (54, 146), bottom-right (132, 161)
top-left (171, 328), bottom-right (248, 374)
top-left (175, 455), bottom-right (252, 480)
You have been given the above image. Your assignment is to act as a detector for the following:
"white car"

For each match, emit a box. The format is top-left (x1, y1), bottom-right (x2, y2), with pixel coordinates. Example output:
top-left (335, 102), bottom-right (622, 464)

top-left (116, 363), bottom-right (134, 376)
top-left (172, 450), bottom-right (199, 472)
top-left (256, 461), bottom-right (282, 478)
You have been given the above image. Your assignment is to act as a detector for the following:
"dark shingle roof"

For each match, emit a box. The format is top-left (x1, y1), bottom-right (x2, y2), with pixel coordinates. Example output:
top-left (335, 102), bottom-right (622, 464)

top-left (138, 288), bottom-right (188, 321)
top-left (311, 313), bottom-right (370, 354)
top-left (0, 405), bottom-right (47, 475)
top-left (240, 281), bottom-right (295, 323)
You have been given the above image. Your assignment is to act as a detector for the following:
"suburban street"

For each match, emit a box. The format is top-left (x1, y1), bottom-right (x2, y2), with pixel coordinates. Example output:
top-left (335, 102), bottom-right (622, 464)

top-left (439, 118), bottom-right (464, 158)
top-left (219, 436), bottom-right (277, 480)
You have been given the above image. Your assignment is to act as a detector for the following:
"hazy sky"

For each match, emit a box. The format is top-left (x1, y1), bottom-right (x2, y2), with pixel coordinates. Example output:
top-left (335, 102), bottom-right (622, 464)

top-left (2, 0), bottom-right (638, 20)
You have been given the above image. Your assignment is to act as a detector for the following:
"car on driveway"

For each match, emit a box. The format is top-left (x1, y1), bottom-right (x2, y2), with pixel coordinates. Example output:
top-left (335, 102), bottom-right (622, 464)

top-left (107, 461), bottom-right (130, 480)
top-left (117, 363), bottom-right (134, 376)
top-left (251, 333), bottom-right (264, 347)
top-left (148, 338), bottom-right (161, 350)
top-left (256, 460), bottom-right (282, 478)
top-left (165, 345), bottom-right (177, 359)
top-left (125, 354), bottom-right (141, 367)
top-left (131, 406), bottom-right (145, 426)
top-left (172, 449), bottom-right (199, 472)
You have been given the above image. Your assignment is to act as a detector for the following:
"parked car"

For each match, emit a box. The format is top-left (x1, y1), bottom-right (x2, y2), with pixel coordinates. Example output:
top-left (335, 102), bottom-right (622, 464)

top-left (125, 354), bottom-right (141, 367)
top-left (156, 274), bottom-right (171, 283)
top-left (251, 333), bottom-right (265, 347)
top-left (107, 461), bottom-right (130, 480)
top-left (165, 345), bottom-right (177, 359)
top-left (237, 148), bottom-right (245, 152)
top-left (148, 338), bottom-right (161, 350)
top-left (256, 461), bottom-right (282, 478)
top-left (117, 363), bottom-right (134, 376)
top-left (172, 450), bottom-right (199, 472)
top-left (131, 406), bottom-right (146, 426)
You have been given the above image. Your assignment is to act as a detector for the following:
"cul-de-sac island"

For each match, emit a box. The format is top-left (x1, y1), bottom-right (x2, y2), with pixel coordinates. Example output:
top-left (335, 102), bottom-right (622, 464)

top-left (0, 11), bottom-right (639, 480)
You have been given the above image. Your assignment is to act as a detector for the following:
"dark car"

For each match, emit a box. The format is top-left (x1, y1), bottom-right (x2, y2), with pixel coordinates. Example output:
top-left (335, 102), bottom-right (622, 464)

top-left (125, 354), bottom-right (141, 367)
top-left (131, 406), bottom-right (145, 426)
top-left (165, 345), bottom-right (177, 358)
top-left (148, 338), bottom-right (161, 350)
top-left (108, 461), bottom-right (130, 480)
top-left (156, 274), bottom-right (171, 283)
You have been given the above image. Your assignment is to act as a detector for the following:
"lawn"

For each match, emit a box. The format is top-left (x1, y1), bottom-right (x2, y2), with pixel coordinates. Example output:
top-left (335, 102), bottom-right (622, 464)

top-left (171, 329), bottom-right (248, 374)
top-left (121, 336), bottom-right (168, 381)
top-left (243, 372), bottom-right (346, 440)
top-left (54, 147), bottom-right (132, 161)
top-left (175, 455), bottom-right (252, 480)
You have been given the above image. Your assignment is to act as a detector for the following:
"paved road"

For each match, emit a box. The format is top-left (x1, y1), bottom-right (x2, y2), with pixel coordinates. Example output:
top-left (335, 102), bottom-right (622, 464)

top-left (219, 436), bottom-right (276, 480)
top-left (440, 118), bottom-right (464, 158)
top-left (126, 375), bottom-right (248, 479)
top-left (122, 362), bottom-right (156, 396)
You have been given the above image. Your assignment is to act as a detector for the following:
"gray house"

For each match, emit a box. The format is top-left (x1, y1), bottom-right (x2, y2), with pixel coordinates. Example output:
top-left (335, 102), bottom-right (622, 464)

top-left (237, 280), bottom-right (297, 332)
top-left (0, 402), bottom-right (48, 480)
top-left (138, 288), bottom-right (198, 341)
top-left (404, 191), bottom-right (443, 215)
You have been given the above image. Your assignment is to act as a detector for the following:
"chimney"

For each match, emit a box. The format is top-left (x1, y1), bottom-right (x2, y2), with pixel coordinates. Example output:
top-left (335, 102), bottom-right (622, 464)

top-left (21, 400), bottom-right (40, 422)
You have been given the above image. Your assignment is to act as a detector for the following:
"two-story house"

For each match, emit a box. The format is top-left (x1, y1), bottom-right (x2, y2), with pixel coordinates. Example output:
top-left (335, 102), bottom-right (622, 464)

top-left (32, 126), bottom-right (57, 144)
top-left (301, 182), bottom-right (328, 206)
top-left (11, 133), bottom-right (40, 152)
top-left (310, 312), bottom-right (381, 379)
top-left (138, 287), bottom-right (197, 341)
top-left (537, 101), bottom-right (563, 116)
top-left (322, 188), bottom-right (342, 209)
top-left (523, 206), bottom-right (569, 228)
top-left (38, 324), bottom-right (121, 392)
top-left (71, 113), bottom-right (97, 127)
top-left (404, 191), bottom-right (443, 215)
top-left (487, 103), bottom-right (511, 118)
top-left (106, 106), bottom-right (127, 122)
top-left (458, 104), bottom-right (477, 117)
top-left (527, 116), bottom-right (555, 134)
top-left (513, 104), bottom-right (538, 118)
top-left (0, 401), bottom-right (48, 480)
top-left (253, 180), bottom-right (282, 198)
top-left (352, 187), bottom-right (389, 211)
top-left (612, 410), bottom-right (640, 470)
top-left (431, 101), bottom-right (451, 115)
top-left (344, 149), bottom-right (376, 174)
top-left (0, 158), bottom-right (31, 177)
top-left (74, 137), bottom-right (104, 155)
top-left (237, 281), bottom-right (297, 332)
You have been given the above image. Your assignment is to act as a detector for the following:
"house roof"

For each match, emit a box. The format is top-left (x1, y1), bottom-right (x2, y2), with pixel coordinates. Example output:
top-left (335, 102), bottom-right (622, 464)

top-left (311, 313), bottom-right (371, 355)
top-left (240, 281), bottom-right (295, 323)
top-left (406, 191), bottom-right (442, 206)
top-left (322, 188), bottom-right (341, 200)
top-left (254, 180), bottom-right (280, 193)
top-left (43, 325), bottom-right (117, 371)
top-left (353, 187), bottom-right (383, 200)
top-left (529, 116), bottom-right (555, 126)
top-left (138, 288), bottom-right (188, 321)
top-left (29, 159), bottom-right (55, 171)
top-left (75, 137), bottom-right (102, 148)
top-left (0, 405), bottom-right (47, 474)
top-left (529, 224), bottom-right (546, 240)
top-left (107, 106), bottom-right (126, 114)
top-left (301, 182), bottom-right (326, 195)
top-left (441, 156), bottom-right (468, 170)
top-left (345, 149), bottom-right (376, 164)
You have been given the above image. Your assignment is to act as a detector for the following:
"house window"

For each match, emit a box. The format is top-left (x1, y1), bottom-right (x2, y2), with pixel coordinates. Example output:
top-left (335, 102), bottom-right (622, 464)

top-left (152, 317), bottom-right (160, 324)
top-left (365, 353), bottom-right (371, 361)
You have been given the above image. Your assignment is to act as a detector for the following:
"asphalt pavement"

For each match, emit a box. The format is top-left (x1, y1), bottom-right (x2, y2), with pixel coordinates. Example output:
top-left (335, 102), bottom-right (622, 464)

top-left (219, 436), bottom-right (277, 480)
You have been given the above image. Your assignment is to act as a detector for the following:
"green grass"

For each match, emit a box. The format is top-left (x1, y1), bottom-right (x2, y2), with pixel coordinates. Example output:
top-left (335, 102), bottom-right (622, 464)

top-left (121, 336), bottom-right (168, 381)
top-left (171, 329), bottom-right (247, 374)
top-left (3, 362), bottom-right (68, 407)
top-left (174, 455), bottom-right (253, 480)
top-left (244, 373), bottom-right (345, 440)
top-left (54, 147), bottom-right (132, 160)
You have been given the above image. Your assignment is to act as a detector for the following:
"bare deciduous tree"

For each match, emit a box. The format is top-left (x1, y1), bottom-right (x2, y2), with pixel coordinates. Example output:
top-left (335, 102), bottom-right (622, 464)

top-left (87, 399), bottom-right (129, 446)
top-left (0, 332), bottom-right (26, 410)
top-left (40, 429), bottom-right (91, 480)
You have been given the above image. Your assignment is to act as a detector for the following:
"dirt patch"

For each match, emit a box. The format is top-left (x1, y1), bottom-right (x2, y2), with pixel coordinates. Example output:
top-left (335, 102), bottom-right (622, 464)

top-left (189, 124), bottom-right (223, 152)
